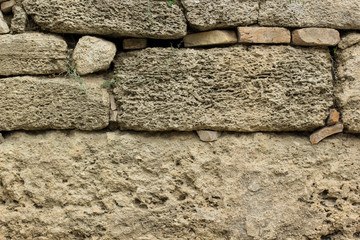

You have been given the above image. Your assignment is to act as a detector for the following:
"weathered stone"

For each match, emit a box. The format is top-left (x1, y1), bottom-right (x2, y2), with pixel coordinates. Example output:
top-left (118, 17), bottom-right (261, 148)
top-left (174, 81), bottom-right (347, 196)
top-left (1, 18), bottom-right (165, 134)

top-left (0, 0), bottom-right (15, 14)
top-left (0, 75), bottom-right (109, 131)
top-left (326, 109), bottom-right (340, 126)
top-left (184, 30), bottom-right (237, 48)
top-left (0, 10), bottom-right (9, 33)
top-left (292, 28), bottom-right (340, 46)
top-left (196, 130), bottom-right (221, 142)
top-left (10, 5), bottom-right (27, 33)
top-left (0, 133), bottom-right (3, 144)
top-left (182, 0), bottom-right (259, 31)
top-left (259, 0), bottom-right (360, 29)
top-left (238, 27), bottom-right (290, 44)
top-left (123, 38), bottom-right (147, 50)
top-left (335, 44), bottom-right (360, 133)
top-left (73, 36), bottom-right (116, 76)
top-left (0, 131), bottom-right (360, 239)
top-left (113, 45), bottom-right (333, 131)
top-left (338, 32), bottom-right (360, 50)
top-left (0, 33), bottom-right (67, 76)
top-left (310, 123), bottom-right (344, 144)
top-left (22, 0), bottom-right (187, 39)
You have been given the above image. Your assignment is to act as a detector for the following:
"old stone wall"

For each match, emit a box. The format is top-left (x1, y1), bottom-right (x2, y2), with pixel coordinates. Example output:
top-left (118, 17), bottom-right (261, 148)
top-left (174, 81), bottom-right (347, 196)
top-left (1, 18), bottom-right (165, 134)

top-left (0, 1), bottom-right (359, 239)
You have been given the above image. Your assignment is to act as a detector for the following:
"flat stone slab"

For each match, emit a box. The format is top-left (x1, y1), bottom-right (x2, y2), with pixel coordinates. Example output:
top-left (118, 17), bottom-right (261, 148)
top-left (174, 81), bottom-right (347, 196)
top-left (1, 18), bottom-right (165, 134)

top-left (182, 0), bottom-right (259, 31)
top-left (184, 30), bottom-right (237, 48)
top-left (292, 28), bottom-right (340, 46)
top-left (23, 0), bottom-right (187, 39)
top-left (0, 33), bottom-right (67, 76)
top-left (335, 43), bottom-right (360, 133)
top-left (0, 76), bottom-right (109, 131)
top-left (259, 0), bottom-right (360, 29)
top-left (238, 27), bottom-right (290, 44)
top-left (113, 45), bottom-right (333, 131)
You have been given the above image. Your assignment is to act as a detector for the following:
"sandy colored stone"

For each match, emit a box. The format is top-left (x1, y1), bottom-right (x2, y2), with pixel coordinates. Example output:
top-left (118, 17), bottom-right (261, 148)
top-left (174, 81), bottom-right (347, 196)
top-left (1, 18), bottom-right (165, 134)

top-left (73, 36), bottom-right (117, 76)
top-left (113, 45), bottom-right (333, 131)
top-left (0, 131), bottom-right (359, 239)
top-left (0, 33), bottom-right (67, 76)
top-left (0, 10), bottom-right (9, 33)
top-left (292, 28), bottom-right (340, 46)
top-left (184, 30), bottom-right (237, 48)
top-left (310, 123), bottom-right (344, 144)
top-left (0, 133), bottom-right (3, 143)
top-left (326, 109), bottom-right (340, 126)
top-left (22, 0), bottom-right (187, 39)
top-left (196, 130), bottom-right (221, 142)
top-left (238, 27), bottom-right (290, 44)
top-left (0, 75), bottom-right (109, 131)
top-left (182, 0), bottom-right (259, 31)
top-left (10, 5), bottom-right (27, 33)
top-left (259, 0), bottom-right (360, 29)
top-left (123, 38), bottom-right (147, 50)
top-left (338, 32), bottom-right (360, 50)
top-left (335, 44), bottom-right (360, 133)
top-left (1, 0), bottom-right (15, 14)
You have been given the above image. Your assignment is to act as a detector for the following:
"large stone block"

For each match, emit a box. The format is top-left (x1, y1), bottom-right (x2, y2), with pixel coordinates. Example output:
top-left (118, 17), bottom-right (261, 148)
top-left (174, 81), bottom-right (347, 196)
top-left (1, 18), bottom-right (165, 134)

top-left (0, 33), bottom-right (67, 76)
top-left (182, 0), bottom-right (259, 31)
top-left (22, 0), bottom-right (187, 39)
top-left (0, 76), bottom-right (109, 131)
top-left (113, 45), bottom-right (333, 131)
top-left (0, 131), bottom-right (359, 239)
top-left (335, 43), bottom-right (360, 133)
top-left (259, 0), bottom-right (360, 29)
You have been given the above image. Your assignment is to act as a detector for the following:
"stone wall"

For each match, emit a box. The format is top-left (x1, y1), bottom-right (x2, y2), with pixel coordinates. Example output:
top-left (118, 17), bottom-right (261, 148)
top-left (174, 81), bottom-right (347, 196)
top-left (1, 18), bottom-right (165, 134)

top-left (0, 1), bottom-right (360, 239)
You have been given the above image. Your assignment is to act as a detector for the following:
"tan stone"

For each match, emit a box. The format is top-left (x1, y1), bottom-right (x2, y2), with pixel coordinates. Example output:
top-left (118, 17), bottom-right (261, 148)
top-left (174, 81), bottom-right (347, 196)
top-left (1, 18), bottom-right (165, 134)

top-left (0, 0), bottom-right (15, 14)
top-left (73, 36), bottom-right (117, 76)
top-left (113, 45), bottom-right (333, 131)
top-left (0, 10), bottom-right (9, 34)
top-left (196, 130), bottom-right (221, 142)
top-left (238, 27), bottom-right (290, 44)
top-left (0, 133), bottom-right (3, 144)
top-left (292, 28), bottom-right (340, 46)
top-left (123, 38), bottom-right (147, 50)
top-left (0, 33), bottom-right (67, 76)
top-left (310, 123), bottom-right (344, 144)
top-left (338, 32), bottom-right (360, 50)
top-left (184, 30), bottom-right (237, 48)
top-left (326, 109), bottom-right (340, 125)
top-left (0, 75), bottom-right (109, 131)
top-left (10, 5), bottom-right (27, 33)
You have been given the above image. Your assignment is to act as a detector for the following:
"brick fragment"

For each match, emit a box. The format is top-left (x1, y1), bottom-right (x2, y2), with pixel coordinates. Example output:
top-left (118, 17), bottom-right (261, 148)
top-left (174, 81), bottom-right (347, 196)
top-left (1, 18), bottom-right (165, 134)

top-left (326, 109), bottom-right (340, 125)
top-left (292, 28), bottom-right (340, 46)
top-left (184, 30), bottom-right (237, 48)
top-left (123, 38), bottom-right (147, 50)
top-left (238, 27), bottom-right (290, 44)
top-left (310, 123), bottom-right (343, 144)
top-left (197, 131), bottom-right (221, 142)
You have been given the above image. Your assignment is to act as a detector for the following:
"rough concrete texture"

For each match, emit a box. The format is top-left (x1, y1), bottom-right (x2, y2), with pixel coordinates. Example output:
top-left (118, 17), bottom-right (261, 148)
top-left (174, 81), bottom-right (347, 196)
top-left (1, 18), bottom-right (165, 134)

top-left (259, 0), bottom-right (360, 29)
top-left (184, 30), bottom-right (237, 48)
top-left (22, 0), bottom-right (187, 39)
top-left (0, 75), bottom-right (109, 131)
top-left (182, 0), bottom-right (259, 31)
top-left (113, 45), bottom-right (333, 131)
top-left (0, 11), bottom-right (9, 33)
top-left (73, 36), bottom-right (117, 76)
top-left (338, 32), bottom-right (360, 50)
top-left (335, 43), bottom-right (360, 133)
top-left (0, 131), bottom-right (359, 239)
top-left (0, 33), bottom-right (67, 76)
top-left (292, 28), bottom-right (340, 47)
top-left (237, 27), bottom-right (290, 44)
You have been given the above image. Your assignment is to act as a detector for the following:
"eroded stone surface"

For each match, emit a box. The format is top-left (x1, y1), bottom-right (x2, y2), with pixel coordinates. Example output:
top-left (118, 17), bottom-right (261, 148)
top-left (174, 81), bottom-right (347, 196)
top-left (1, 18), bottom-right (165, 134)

top-left (182, 0), bottom-right (259, 31)
top-left (10, 5), bottom-right (27, 33)
top-left (259, 0), bottom-right (360, 29)
top-left (184, 30), bottom-right (237, 47)
top-left (0, 33), bottom-right (67, 76)
top-left (335, 43), bottom-right (360, 132)
top-left (0, 131), bottom-right (359, 239)
top-left (338, 32), bottom-right (360, 50)
top-left (113, 45), bottom-right (333, 131)
top-left (0, 11), bottom-right (9, 33)
top-left (292, 28), bottom-right (340, 46)
top-left (238, 27), bottom-right (290, 44)
top-left (0, 75), bottom-right (109, 131)
top-left (23, 0), bottom-right (187, 39)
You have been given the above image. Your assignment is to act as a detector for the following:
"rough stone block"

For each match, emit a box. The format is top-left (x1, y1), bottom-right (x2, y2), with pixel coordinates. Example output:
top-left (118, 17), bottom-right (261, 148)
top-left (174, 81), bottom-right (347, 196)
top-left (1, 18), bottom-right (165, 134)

top-left (310, 123), bottom-right (344, 144)
top-left (338, 32), bottom-right (360, 50)
top-left (10, 5), bottom-right (27, 33)
top-left (335, 44), bottom-right (360, 133)
top-left (113, 45), bottom-right (333, 131)
top-left (259, 0), bottom-right (360, 29)
top-left (196, 130), bottom-right (221, 142)
top-left (0, 10), bottom-right (9, 33)
top-left (182, 0), bottom-right (259, 31)
top-left (73, 36), bottom-right (117, 76)
top-left (1, 0), bottom-right (15, 14)
top-left (292, 28), bottom-right (340, 46)
top-left (0, 76), bottom-right (109, 131)
top-left (23, 0), bottom-right (187, 39)
top-left (184, 30), bottom-right (237, 48)
top-left (0, 33), bottom-right (67, 76)
top-left (238, 27), bottom-right (290, 44)
top-left (123, 38), bottom-right (147, 50)
top-left (326, 109), bottom-right (340, 126)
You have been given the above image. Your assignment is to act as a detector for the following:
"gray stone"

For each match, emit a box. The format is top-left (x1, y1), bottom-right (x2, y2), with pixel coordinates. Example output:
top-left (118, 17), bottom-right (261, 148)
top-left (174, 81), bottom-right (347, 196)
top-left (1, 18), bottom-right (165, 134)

top-left (196, 130), bottom-right (221, 142)
top-left (0, 75), bottom-right (109, 131)
top-left (10, 5), bottom-right (27, 33)
top-left (0, 10), bottom-right (9, 33)
top-left (259, 0), bottom-right (360, 29)
top-left (73, 36), bottom-right (117, 76)
top-left (338, 32), bottom-right (360, 50)
top-left (0, 131), bottom-right (359, 239)
top-left (23, 0), bottom-right (187, 39)
top-left (182, 0), bottom-right (259, 31)
top-left (335, 44), bottom-right (360, 133)
top-left (0, 33), bottom-right (67, 76)
top-left (113, 45), bottom-right (333, 131)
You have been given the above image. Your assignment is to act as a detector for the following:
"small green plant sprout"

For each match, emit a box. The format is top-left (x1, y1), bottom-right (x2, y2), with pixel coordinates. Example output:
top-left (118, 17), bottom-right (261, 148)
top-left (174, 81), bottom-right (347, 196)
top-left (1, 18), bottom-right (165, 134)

top-left (166, 1), bottom-right (177, 7)
top-left (101, 69), bottom-right (120, 89)
top-left (146, 0), bottom-right (155, 25)
top-left (65, 49), bottom-right (87, 94)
